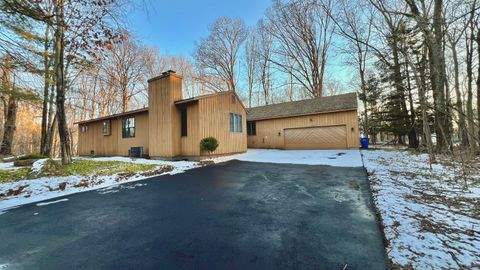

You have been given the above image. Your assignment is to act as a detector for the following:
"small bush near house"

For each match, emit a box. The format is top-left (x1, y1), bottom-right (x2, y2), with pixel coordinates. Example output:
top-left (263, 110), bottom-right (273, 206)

top-left (200, 137), bottom-right (219, 154)
top-left (15, 153), bottom-right (48, 161)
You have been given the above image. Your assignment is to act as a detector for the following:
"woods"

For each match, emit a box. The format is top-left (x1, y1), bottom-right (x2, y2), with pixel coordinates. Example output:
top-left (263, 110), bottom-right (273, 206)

top-left (0, 0), bottom-right (479, 161)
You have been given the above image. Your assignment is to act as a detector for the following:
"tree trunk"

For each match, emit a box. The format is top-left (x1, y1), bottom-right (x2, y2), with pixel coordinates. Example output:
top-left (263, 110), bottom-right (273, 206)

top-left (431, 0), bottom-right (450, 151)
top-left (417, 51), bottom-right (435, 163)
top-left (391, 35), bottom-right (409, 141)
top-left (0, 56), bottom-right (16, 156)
top-left (54, 0), bottom-right (72, 164)
top-left (466, 24), bottom-right (477, 151)
top-left (404, 61), bottom-right (419, 148)
top-left (40, 26), bottom-right (51, 156)
top-left (476, 27), bottom-right (480, 151)
top-left (449, 37), bottom-right (469, 147)
top-left (0, 96), bottom-right (17, 156)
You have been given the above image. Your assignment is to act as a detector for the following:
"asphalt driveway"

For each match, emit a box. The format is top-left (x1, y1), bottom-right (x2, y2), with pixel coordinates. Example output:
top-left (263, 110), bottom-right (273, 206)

top-left (0, 160), bottom-right (388, 269)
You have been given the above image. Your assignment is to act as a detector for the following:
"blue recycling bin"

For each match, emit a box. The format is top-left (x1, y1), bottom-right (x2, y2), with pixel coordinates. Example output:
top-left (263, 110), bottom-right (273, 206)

top-left (360, 137), bottom-right (369, 149)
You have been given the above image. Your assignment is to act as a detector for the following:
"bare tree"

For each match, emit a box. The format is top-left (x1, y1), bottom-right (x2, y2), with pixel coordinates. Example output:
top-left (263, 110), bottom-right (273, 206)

top-left (103, 35), bottom-right (146, 112)
top-left (335, 0), bottom-right (374, 137)
top-left (266, 0), bottom-right (335, 97)
top-left (257, 21), bottom-right (274, 105)
top-left (405, 0), bottom-right (451, 151)
top-left (194, 16), bottom-right (247, 93)
top-left (244, 28), bottom-right (258, 107)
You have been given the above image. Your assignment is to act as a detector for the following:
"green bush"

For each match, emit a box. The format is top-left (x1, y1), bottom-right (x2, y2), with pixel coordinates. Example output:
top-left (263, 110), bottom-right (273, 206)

top-left (16, 153), bottom-right (48, 161)
top-left (200, 137), bottom-right (219, 154)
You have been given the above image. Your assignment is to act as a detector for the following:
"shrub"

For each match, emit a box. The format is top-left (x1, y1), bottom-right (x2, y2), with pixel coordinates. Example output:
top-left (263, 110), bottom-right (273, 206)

top-left (16, 153), bottom-right (48, 161)
top-left (200, 137), bottom-right (219, 154)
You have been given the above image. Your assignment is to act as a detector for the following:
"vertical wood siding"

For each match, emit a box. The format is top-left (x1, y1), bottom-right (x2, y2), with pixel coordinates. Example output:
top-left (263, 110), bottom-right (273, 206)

top-left (148, 74), bottom-right (183, 158)
top-left (198, 92), bottom-right (247, 155)
top-left (77, 111), bottom-right (149, 156)
top-left (247, 110), bottom-right (360, 149)
top-left (180, 102), bottom-right (200, 156)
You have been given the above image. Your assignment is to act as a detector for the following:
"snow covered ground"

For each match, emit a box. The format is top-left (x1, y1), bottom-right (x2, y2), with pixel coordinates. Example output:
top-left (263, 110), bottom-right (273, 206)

top-left (362, 149), bottom-right (480, 269)
top-left (216, 148), bottom-right (363, 167)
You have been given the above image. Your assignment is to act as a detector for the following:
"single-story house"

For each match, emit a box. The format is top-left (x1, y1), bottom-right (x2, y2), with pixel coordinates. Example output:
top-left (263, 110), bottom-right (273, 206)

top-left (76, 70), bottom-right (359, 159)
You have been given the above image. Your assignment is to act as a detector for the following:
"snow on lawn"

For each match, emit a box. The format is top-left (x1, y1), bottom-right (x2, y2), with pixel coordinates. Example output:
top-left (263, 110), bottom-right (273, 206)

top-left (362, 149), bottom-right (480, 269)
top-left (0, 157), bottom-right (198, 212)
top-left (213, 148), bottom-right (363, 167)
top-left (0, 162), bottom-right (19, 170)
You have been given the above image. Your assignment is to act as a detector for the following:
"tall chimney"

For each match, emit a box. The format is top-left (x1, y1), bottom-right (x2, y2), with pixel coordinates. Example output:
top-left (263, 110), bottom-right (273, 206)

top-left (147, 71), bottom-right (183, 158)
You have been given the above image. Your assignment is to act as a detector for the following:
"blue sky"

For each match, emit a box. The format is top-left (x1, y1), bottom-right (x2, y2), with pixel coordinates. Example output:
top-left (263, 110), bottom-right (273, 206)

top-left (128, 0), bottom-right (271, 56)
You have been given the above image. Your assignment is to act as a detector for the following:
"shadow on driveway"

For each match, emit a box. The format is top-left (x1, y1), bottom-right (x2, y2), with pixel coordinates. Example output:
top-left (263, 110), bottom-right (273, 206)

top-left (0, 160), bottom-right (388, 269)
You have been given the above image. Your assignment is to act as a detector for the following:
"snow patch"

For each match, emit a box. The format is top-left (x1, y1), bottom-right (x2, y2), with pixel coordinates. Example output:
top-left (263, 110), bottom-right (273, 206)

top-left (0, 162), bottom-right (18, 170)
top-left (30, 158), bottom-right (48, 174)
top-left (36, 198), bottom-right (69, 206)
top-left (212, 149), bottom-right (363, 167)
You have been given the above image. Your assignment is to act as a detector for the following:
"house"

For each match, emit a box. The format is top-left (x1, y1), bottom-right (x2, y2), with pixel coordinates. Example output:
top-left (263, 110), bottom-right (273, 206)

top-left (76, 70), bottom-right (359, 159)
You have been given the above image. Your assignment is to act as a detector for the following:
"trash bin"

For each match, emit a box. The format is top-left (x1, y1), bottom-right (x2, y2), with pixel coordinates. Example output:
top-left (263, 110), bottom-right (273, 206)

top-left (360, 137), bottom-right (369, 149)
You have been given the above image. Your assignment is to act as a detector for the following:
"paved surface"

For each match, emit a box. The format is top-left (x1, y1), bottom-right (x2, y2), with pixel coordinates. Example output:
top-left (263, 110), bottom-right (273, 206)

top-left (0, 160), bottom-right (388, 269)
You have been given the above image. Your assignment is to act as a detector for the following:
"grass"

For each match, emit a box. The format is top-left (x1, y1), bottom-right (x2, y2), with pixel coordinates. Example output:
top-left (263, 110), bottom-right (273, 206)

top-left (0, 168), bottom-right (29, 183)
top-left (64, 160), bottom-right (157, 176)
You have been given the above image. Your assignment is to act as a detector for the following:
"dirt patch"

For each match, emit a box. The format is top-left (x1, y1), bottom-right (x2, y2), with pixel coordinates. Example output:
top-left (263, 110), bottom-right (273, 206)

top-left (46, 182), bottom-right (68, 192)
top-left (0, 185), bottom-right (29, 197)
top-left (74, 180), bottom-right (89, 188)
top-left (140, 165), bottom-right (175, 177)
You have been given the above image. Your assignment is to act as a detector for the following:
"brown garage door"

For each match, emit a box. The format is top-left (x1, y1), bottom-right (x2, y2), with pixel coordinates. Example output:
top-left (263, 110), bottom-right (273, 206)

top-left (284, 125), bottom-right (347, 150)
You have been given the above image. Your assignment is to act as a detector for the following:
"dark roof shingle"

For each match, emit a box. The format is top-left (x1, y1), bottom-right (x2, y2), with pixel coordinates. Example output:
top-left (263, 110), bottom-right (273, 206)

top-left (246, 92), bottom-right (357, 121)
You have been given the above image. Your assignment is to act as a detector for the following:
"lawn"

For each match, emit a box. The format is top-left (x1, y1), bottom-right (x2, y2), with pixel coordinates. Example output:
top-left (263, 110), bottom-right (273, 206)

top-left (64, 160), bottom-right (158, 176)
top-left (0, 168), bottom-right (29, 183)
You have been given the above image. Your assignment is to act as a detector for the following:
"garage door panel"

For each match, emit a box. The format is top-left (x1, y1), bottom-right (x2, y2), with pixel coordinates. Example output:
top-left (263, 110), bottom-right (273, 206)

top-left (284, 125), bottom-right (347, 150)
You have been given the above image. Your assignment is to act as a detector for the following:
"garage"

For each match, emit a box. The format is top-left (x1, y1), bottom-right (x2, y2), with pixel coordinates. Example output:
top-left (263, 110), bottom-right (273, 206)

top-left (284, 125), bottom-right (347, 150)
top-left (246, 92), bottom-right (360, 150)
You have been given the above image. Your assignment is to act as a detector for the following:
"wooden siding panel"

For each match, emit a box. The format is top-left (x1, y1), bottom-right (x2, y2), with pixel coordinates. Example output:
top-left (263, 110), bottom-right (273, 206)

top-left (198, 92), bottom-right (247, 155)
top-left (148, 75), bottom-right (182, 158)
top-left (116, 112), bottom-right (149, 156)
top-left (77, 111), bottom-right (148, 156)
top-left (247, 110), bottom-right (360, 149)
top-left (180, 102), bottom-right (200, 156)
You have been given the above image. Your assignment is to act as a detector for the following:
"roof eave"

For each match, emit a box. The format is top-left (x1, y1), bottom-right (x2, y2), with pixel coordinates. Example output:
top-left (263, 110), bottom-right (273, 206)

top-left (246, 107), bottom-right (358, 122)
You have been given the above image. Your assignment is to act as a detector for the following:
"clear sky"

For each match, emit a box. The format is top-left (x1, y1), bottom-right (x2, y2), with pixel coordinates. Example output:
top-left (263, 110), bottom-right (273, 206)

top-left (127, 0), bottom-right (272, 56)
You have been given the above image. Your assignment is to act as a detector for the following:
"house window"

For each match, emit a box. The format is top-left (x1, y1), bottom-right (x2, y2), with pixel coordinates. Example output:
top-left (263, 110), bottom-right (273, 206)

top-left (102, 120), bottom-right (110, 135)
top-left (80, 124), bottom-right (88, 133)
top-left (230, 113), bottom-right (242, 133)
top-left (122, 117), bottom-right (135, 138)
top-left (247, 121), bottom-right (256, 136)
top-left (180, 107), bottom-right (187, 137)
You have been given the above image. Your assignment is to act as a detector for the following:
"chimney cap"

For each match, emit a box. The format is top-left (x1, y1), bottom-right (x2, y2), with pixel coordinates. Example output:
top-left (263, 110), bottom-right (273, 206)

top-left (162, 70), bottom-right (176, 75)
top-left (148, 70), bottom-right (182, 83)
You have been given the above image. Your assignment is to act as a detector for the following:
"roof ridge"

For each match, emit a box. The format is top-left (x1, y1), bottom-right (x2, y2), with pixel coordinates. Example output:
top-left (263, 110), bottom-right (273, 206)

top-left (247, 92), bottom-right (356, 110)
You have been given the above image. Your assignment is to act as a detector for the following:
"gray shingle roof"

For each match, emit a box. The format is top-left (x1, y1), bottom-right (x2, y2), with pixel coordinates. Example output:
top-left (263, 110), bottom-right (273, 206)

top-left (246, 92), bottom-right (357, 121)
